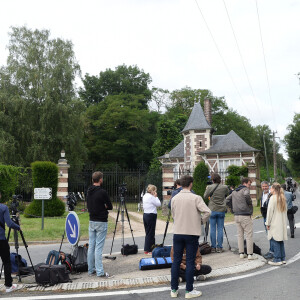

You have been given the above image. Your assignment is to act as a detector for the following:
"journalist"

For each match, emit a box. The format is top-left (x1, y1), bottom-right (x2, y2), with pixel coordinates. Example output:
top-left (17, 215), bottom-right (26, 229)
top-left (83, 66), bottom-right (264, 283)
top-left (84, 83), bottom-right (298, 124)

top-left (0, 192), bottom-right (20, 293)
top-left (204, 173), bottom-right (229, 253)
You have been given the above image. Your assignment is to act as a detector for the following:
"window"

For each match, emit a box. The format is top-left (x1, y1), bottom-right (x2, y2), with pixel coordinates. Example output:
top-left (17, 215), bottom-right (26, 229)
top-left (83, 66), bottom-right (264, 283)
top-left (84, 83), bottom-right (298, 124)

top-left (199, 141), bottom-right (202, 147)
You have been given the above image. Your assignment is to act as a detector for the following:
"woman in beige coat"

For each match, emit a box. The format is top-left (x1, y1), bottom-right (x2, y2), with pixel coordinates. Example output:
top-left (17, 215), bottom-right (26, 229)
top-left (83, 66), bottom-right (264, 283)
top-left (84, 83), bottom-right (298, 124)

top-left (265, 182), bottom-right (287, 266)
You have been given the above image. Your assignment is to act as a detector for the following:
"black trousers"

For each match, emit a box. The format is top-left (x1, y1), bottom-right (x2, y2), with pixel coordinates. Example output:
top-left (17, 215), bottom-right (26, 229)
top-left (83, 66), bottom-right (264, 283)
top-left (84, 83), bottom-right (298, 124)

top-left (0, 239), bottom-right (13, 287)
top-left (179, 264), bottom-right (212, 282)
top-left (143, 213), bottom-right (157, 252)
top-left (287, 211), bottom-right (295, 236)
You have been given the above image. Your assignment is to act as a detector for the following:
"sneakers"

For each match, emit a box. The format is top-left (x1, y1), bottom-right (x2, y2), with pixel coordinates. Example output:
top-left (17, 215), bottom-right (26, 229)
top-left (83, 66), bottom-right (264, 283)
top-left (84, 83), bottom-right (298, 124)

top-left (239, 253), bottom-right (247, 259)
top-left (144, 251), bottom-right (152, 255)
top-left (268, 261), bottom-right (282, 266)
top-left (216, 247), bottom-right (223, 253)
top-left (263, 252), bottom-right (274, 259)
top-left (211, 248), bottom-right (216, 253)
top-left (196, 274), bottom-right (206, 281)
top-left (185, 289), bottom-right (202, 298)
top-left (282, 261), bottom-right (286, 264)
top-left (171, 289), bottom-right (179, 298)
top-left (6, 284), bottom-right (17, 293)
top-left (97, 272), bottom-right (114, 278)
top-left (248, 254), bottom-right (258, 260)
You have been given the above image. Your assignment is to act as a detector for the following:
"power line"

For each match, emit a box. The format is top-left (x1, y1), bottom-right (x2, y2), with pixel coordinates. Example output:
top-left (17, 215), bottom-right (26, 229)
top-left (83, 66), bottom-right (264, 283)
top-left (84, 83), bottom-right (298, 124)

top-left (222, 0), bottom-right (262, 119)
top-left (193, 0), bottom-right (252, 114)
top-left (255, 0), bottom-right (277, 130)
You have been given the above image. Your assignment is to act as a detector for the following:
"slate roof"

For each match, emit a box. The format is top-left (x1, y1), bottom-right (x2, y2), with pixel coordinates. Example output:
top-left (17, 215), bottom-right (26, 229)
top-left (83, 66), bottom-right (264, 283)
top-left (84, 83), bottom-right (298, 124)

top-left (181, 102), bottom-right (212, 133)
top-left (158, 140), bottom-right (184, 159)
top-left (199, 130), bottom-right (259, 154)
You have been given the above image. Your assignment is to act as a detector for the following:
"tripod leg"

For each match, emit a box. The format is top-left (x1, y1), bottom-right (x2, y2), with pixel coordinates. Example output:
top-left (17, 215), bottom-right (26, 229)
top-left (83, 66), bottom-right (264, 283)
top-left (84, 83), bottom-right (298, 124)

top-left (223, 226), bottom-right (231, 250)
top-left (59, 231), bottom-right (65, 253)
top-left (109, 201), bottom-right (121, 255)
top-left (19, 230), bottom-right (35, 272)
top-left (13, 229), bottom-right (22, 282)
top-left (162, 211), bottom-right (171, 246)
top-left (124, 201), bottom-right (136, 245)
top-left (0, 227), bottom-right (11, 280)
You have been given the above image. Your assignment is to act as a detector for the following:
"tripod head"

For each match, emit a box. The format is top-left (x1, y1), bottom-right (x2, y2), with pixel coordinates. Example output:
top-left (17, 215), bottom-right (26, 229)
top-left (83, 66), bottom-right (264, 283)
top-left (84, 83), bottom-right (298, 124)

top-left (117, 183), bottom-right (127, 199)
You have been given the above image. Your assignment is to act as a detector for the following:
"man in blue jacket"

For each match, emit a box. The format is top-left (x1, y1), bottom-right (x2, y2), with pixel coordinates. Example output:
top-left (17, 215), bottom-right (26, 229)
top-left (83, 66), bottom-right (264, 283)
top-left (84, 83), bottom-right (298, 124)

top-left (0, 192), bottom-right (20, 293)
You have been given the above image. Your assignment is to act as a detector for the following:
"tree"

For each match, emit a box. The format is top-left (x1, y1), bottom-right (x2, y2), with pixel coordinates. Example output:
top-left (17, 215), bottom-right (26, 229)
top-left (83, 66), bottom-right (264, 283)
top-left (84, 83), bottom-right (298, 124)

top-left (284, 113), bottom-right (300, 174)
top-left (149, 87), bottom-right (170, 113)
top-left (0, 26), bottom-right (87, 167)
top-left (193, 161), bottom-right (209, 202)
top-left (84, 94), bottom-right (159, 168)
top-left (79, 65), bottom-right (152, 107)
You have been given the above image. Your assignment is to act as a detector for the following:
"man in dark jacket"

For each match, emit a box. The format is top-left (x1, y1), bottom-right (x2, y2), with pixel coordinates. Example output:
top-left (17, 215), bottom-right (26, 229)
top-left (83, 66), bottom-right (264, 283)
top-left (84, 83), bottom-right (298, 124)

top-left (0, 192), bottom-right (20, 293)
top-left (226, 178), bottom-right (257, 260)
top-left (87, 171), bottom-right (113, 277)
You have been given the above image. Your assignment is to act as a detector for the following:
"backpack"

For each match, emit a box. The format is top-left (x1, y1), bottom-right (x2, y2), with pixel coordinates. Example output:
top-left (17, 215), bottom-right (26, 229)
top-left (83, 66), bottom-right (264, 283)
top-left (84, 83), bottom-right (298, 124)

top-left (152, 246), bottom-right (171, 258)
top-left (10, 253), bottom-right (27, 273)
top-left (72, 244), bottom-right (88, 273)
top-left (60, 253), bottom-right (73, 272)
top-left (199, 242), bottom-right (212, 255)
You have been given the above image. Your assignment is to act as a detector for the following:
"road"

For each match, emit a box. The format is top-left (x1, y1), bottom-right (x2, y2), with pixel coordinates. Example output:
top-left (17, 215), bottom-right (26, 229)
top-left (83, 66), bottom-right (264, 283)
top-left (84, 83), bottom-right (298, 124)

top-left (2, 188), bottom-right (300, 299)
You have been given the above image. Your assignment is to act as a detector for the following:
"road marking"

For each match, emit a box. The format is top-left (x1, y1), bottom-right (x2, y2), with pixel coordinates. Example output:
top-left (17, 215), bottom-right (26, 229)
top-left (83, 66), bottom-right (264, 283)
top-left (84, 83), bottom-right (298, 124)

top-left (3, 252), bottom-right (300, 300)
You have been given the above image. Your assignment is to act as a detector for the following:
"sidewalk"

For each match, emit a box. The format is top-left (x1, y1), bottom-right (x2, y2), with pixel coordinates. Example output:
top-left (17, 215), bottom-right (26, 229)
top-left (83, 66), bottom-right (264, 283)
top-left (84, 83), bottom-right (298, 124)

top-left (1, 248), bottom-right (266, 293)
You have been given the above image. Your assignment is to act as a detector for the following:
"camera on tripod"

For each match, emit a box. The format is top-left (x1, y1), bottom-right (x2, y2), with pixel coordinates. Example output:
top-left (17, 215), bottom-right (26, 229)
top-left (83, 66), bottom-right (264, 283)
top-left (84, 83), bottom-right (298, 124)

top-left (10, 194), bottom-right (23, 216)
top-left (65, 192), bottom-right (78, 211)
top-left (118, 183), bottom-right (127, 197)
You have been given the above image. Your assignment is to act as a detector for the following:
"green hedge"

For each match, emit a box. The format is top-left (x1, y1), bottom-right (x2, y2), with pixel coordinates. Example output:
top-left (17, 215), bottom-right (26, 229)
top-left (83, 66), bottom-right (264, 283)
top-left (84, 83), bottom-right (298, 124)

top-left (193, 161), bottom-right (209, 203)
top-left (24, 161), bottom-right (65, 217)
top-left (0, 165), bottom-right (20, 203)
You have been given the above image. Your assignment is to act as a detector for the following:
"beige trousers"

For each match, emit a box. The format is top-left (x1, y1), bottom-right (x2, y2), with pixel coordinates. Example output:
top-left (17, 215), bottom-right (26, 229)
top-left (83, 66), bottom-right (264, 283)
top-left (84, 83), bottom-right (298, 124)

top-left (234, 215), bottom-right (253, 254)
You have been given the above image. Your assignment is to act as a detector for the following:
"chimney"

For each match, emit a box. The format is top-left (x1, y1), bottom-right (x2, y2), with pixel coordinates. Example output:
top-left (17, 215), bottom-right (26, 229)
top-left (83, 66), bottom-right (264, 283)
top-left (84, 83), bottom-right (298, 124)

top-left (204, 98), bottom-right (212, 126)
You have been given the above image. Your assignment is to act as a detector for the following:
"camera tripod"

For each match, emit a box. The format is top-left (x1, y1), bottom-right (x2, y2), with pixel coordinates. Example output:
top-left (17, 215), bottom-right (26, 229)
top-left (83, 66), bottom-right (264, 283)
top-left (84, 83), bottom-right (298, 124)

top-left (106, 193), bottom-right (136, 259)
top-left (0, 214), bottom-right (34, 282)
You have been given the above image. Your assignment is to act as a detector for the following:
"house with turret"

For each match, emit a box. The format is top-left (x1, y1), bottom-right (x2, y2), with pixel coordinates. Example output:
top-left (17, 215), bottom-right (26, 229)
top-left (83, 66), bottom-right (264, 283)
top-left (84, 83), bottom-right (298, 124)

top-left (159, 99), bottom-right (260, 203)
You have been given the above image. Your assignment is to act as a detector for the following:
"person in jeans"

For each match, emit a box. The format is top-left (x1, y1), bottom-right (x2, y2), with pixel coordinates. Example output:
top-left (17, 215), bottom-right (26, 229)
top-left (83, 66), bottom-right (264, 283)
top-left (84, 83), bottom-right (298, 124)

top-left (266, 183), bottom-right (287, 266)
top-left (170, 175), bottom-right (211, 299)
top-left (226, 178), bottom-right (257, 260)
top-left (87, 171), bottom-right (113, 277)
top-left (170, 245), bottom-right (212, 282)
top-left (281, 184), bottom-right (295, 238)
top-left (0, 192), bottom-right (20, 293)
top-left (204, 173), bottom-right (229, 253)
top-left (142, 184), bottom-right (161, 254)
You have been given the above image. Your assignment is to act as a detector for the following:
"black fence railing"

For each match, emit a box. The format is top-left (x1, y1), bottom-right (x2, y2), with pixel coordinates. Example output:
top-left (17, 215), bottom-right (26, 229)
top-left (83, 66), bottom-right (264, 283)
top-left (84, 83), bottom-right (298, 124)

top-left (68, 166), bottom-right (162, 211)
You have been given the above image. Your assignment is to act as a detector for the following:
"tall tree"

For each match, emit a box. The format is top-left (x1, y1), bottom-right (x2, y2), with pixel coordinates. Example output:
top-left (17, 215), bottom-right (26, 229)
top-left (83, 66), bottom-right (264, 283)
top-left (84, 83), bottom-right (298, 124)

top-left (79, 64), bottom-right (152, 107)
top-left (0, 26), bottom-right (86, 167)
top-left (285, 113), bottom-right (300, 174)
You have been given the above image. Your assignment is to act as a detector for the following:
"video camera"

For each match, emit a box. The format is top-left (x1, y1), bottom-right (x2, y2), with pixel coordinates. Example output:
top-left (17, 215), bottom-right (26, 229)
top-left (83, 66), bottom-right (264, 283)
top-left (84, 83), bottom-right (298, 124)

top-left (164, 186), bottom-right (175, 196)
top-left (65, 192), bottom-right (78, 211)
top-left (118, 183), bottom-right (127, 197)
top-left (10, 194), bottom-right (23, 215)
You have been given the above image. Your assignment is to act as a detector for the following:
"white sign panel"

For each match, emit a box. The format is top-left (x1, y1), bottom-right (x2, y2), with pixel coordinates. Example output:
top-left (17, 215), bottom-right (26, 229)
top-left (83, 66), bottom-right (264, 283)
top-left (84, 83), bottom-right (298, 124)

top-left (34, 188), bottom-right (52, 200)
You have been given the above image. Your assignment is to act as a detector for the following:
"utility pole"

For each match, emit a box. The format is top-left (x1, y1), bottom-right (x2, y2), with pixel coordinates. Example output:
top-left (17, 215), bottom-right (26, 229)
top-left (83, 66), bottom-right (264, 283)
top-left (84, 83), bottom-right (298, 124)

top-left (273, 131), bottom-right (279, 182)
top-left (263, 134), bottom-right (270, 182)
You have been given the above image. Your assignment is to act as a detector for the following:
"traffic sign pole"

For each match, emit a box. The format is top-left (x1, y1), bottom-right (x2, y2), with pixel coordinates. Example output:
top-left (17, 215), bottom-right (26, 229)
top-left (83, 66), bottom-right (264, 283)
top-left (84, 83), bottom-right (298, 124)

top-left (34, 188), bottom-right (52, 230)
top-left (42, 199), bottom-right (44, 230)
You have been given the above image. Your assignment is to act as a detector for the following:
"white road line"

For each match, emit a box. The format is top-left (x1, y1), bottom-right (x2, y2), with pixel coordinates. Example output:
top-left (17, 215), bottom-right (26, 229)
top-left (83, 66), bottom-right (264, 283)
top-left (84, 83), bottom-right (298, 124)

top-left (4, 252), bottom-right (300, 300)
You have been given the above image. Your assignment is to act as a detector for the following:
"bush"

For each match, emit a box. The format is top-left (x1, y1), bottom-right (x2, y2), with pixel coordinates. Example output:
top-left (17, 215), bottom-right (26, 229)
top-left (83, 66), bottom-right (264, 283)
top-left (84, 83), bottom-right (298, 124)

top-left (24, 161), bottom-right (65, 217)
top-left (193, 161), bottom-right (209, 203)
top-left (225, 165), bottom-right (248, 188)
top-left (0, 165), bottom-right (21, 203)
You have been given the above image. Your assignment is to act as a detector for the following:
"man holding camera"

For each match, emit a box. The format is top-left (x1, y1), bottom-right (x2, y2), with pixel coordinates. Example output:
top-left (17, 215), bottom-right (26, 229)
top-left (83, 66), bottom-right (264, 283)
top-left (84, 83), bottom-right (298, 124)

top-left (170, 175), bottom-right (211, 298)
top-left (204, 173), bottom-right (229, 253)
top-left (0, 192), bottom-right (20, 293)
top-left (87, 172), bottom-right (113, 277)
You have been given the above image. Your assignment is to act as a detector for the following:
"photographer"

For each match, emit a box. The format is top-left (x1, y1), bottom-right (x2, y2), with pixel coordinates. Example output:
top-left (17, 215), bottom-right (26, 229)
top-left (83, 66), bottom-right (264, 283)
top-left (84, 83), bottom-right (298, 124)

top-left (167, 179), bottom-right (181, 209)
top-left (204, 173), bottom-right (229, 253)
top-left (0, 192), bottom-right (20, 293)
top-left (87, 172), bottom-right (113, 277)
top-left (142, 184), bottom-right (161, 255)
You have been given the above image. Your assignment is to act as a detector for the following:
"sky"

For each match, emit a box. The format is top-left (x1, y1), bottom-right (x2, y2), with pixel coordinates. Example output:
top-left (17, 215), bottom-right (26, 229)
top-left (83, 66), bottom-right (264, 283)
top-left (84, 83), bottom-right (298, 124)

top-left (0, 0), bottom-right (299, 158)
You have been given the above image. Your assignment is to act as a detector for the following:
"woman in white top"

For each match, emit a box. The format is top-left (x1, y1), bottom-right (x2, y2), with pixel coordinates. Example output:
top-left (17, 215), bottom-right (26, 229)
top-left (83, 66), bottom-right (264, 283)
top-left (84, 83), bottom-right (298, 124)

top-left (265, 182), bottom-right (287, 266)
top-left (142, 184), bottom-right (161, 254)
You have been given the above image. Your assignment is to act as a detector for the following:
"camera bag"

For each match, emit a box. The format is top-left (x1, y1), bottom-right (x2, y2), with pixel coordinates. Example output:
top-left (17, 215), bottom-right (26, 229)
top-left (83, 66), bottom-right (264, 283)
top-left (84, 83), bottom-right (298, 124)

top-left (35, 264), bottom-right (70, 286)
top-left (139, 257), bottom-right (172, 270)
top-left (72, 244), bottom-right (88, 273)
top-left (10, 253), bottom-right (27, 273)
top-left (152, 246), bottom-right (171, 258)
top-left (121, 244), bottom-right (138, 256)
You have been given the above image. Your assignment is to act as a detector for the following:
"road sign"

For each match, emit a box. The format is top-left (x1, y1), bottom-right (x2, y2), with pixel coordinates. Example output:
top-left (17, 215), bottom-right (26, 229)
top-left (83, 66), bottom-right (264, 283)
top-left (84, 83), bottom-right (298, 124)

top-left (34, 188), bottom-right (52, 200)
top-left (65, 211), bottom-right (80, 246)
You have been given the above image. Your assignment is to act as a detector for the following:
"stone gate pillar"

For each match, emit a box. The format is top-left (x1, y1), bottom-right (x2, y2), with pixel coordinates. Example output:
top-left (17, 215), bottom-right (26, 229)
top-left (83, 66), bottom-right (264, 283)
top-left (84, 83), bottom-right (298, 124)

top-left (248, 162), bottom-right (259, 206)
top-left (57, 150), bottom-right (70, 201)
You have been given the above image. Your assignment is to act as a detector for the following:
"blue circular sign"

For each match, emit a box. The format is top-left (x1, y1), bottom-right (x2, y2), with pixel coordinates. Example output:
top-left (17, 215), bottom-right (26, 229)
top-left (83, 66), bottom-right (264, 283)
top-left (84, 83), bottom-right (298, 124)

top-left (65, 211), bottom-right (80, 246)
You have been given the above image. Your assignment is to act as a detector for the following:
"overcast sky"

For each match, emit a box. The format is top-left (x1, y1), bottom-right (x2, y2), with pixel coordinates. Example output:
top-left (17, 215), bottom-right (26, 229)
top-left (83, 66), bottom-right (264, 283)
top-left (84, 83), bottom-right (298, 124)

top-left (1, 0), bottom-right (299, 158)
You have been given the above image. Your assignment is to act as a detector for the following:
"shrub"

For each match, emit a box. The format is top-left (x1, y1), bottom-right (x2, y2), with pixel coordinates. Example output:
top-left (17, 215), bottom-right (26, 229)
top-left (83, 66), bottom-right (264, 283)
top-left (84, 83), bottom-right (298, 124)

top-left (24, 161), bottom-right (65, 217)
top-left (193, 161), bottom-right (209, 203)
top-left (0, 165), bottom-right (21, 203)
top-left (225, 165), bottom-right (248, 188)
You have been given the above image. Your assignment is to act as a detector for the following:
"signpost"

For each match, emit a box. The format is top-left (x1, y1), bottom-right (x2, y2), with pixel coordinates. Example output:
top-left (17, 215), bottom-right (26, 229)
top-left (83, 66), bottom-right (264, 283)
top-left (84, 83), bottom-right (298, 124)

top-left (65, 211), bottom-right (80, 246)
top-left (34, 187), bottom-right (52, 230)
